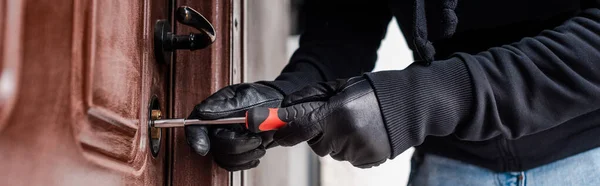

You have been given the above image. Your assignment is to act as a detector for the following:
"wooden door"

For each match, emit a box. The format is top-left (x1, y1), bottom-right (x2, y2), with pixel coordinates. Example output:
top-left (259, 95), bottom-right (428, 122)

top-left (0, 0), bottom-right (171, 185)
top-left (168, 0), bottom-right (242, 185)
top-left (0, 0), bottom-right (244, 185)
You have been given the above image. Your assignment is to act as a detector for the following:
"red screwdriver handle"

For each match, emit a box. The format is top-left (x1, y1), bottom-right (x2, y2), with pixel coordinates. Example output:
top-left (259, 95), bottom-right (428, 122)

top-left (245, 108), bottom-right (288, 133)
top-left (245, 102), bottom-right (323, 133)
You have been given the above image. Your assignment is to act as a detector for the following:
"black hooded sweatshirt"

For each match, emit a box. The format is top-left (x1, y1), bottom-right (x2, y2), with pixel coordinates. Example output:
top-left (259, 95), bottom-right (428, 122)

top-left (264, 0), bottom-right (600, 172)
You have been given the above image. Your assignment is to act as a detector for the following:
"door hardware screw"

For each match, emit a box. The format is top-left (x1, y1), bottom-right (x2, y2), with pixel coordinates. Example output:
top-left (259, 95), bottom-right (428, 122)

top-left (150, 109), bottom-right (162, 140)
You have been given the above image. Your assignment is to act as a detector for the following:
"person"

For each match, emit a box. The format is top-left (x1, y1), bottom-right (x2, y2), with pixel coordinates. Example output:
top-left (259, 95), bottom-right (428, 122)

top-left (185, 0), bottom-right (600, 185)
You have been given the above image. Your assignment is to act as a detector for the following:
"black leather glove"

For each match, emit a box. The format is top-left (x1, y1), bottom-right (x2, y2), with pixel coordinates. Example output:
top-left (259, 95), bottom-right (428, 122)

top-left (274, 76), bottom-right (391, 168)
top-left (185, 82), bottom-right (284, 171)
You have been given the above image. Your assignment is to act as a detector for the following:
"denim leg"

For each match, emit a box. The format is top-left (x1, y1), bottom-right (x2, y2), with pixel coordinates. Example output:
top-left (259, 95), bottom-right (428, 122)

top-left (408, 153), bottom-right (497, 186)
top-left (524, 147), bottom-right (600, 186)
top-left (409, 147), bottom-right (600, 186)
top-left (408, 151), bottom-right (424, 186)
top-left (496, 172), bottom-right (525, 186)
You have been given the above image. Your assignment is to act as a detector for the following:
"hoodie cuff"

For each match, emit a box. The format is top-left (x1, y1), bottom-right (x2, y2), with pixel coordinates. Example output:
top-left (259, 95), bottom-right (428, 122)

top-left (364, 57), bottom-right (474, 158)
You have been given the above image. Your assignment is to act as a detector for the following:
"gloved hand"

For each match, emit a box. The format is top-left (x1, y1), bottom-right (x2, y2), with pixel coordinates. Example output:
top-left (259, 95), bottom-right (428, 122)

top-left (185, 82), bottom-right (284, 171)
top-left (274, 76), bottom-right (391, 168)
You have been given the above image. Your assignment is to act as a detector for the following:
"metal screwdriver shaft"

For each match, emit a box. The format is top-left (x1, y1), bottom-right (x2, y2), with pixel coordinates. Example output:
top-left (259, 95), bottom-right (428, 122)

top-left (149, 107), bottom-right (293, 133)
top-left (151, 117), bottom-right (246, 128)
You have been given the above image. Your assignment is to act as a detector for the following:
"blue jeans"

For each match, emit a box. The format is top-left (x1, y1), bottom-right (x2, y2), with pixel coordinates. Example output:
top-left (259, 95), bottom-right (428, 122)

top-left (408, 147), bottom-right (600, 186)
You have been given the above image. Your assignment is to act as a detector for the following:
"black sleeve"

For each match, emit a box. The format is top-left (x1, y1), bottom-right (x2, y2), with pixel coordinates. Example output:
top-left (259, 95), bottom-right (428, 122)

top-left (365, 8), bottom-right (600, 157)
top-left (263, 0), bottom-right (393, 94)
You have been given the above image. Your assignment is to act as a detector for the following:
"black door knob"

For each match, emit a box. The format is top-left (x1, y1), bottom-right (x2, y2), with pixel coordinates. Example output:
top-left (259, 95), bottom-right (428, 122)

top-left (154, 6), bottom-right (216, 64)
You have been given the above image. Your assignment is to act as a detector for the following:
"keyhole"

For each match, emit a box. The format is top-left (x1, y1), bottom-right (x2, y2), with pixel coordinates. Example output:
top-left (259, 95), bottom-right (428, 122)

top-left (148, 96), bottom-right (162, 157)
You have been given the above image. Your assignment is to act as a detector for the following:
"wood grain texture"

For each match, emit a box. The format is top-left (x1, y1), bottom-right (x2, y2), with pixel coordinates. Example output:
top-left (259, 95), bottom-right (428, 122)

top-left (77, 0), bottom-right (171, 183)
top-left (0, 0), bottom-right (21, 133)
top-left (170, 0), bottom-right (240, 185)
top-left (0, 0), bottom-right (170, 185)
top-left (79, 0), bottom-right (144, 163)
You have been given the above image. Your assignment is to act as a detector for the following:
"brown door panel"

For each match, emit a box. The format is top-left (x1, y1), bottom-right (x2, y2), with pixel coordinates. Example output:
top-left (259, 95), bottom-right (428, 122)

top-left (0, 0), bottom-right (171, 185)
top-left (0, 0), bottom-right (243, 185)
top-left (170, 0), bottom-right (243, 185)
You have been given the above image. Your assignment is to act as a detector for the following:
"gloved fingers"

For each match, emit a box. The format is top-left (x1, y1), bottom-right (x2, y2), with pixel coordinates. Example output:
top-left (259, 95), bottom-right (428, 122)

top-left (352, 158), bottom-right (388, 169)
top-left (281, 82), bottom-right (333, 107)
top-left (210, 126), bottom-right (263, 154)
top-left (185, 125), bottom-right (210, 156)
top-left (273, 105), bottom-right (324, 146)
top-left (307, 134), bottom-right (331, 157)
top-left (213, 147), bottom-right (266, 166)
top-left (265, 141), bottom-right (279, 149)
top-left (209, 125), bottom-right (268, 171)
top-left (258, 131), bottom-right (278, 149)
top-left (191, 83), bottom-right (283, 120)
top-left (215, 159), bottom-right (261, 172)
top-left (327, 148), bottom-right (387, 168)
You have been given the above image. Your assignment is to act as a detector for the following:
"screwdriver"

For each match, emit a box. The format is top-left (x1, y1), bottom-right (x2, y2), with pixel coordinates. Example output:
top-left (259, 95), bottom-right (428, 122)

top-left (151, 107), bottom-right (291, 133)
